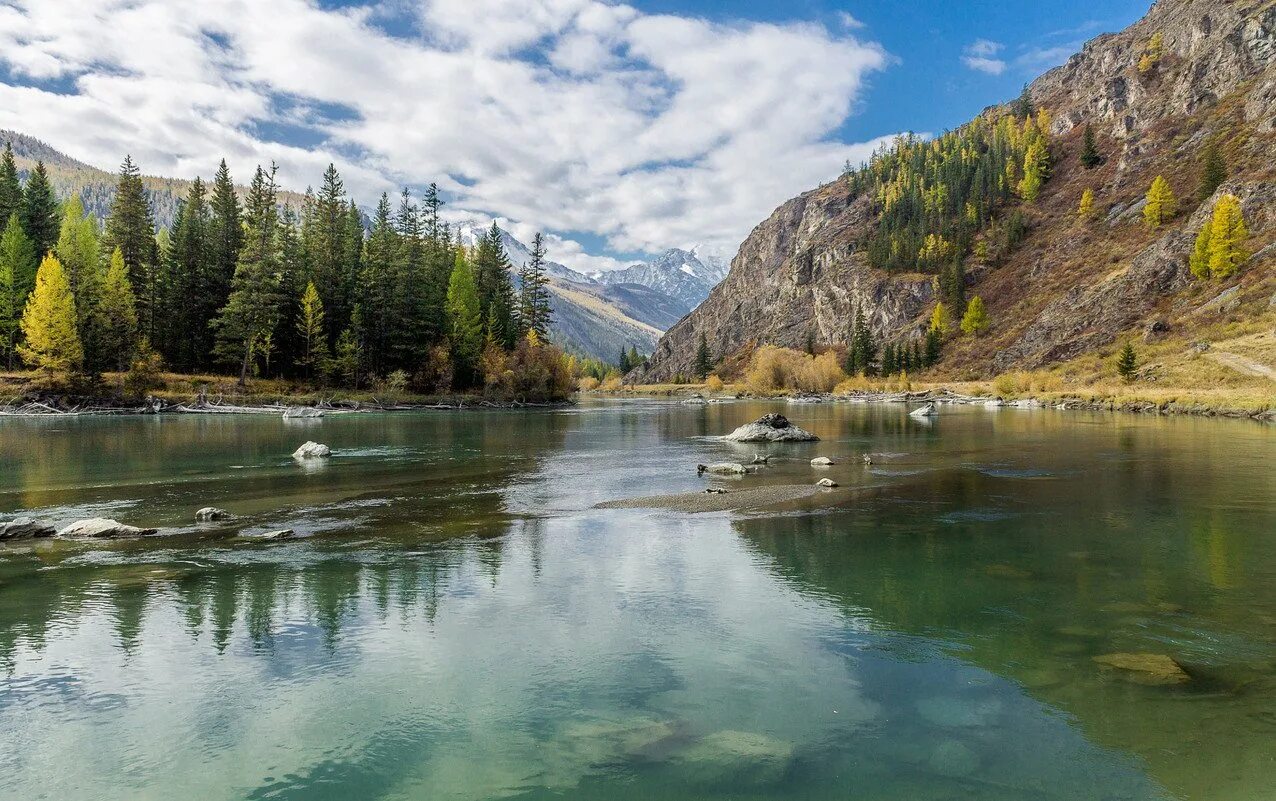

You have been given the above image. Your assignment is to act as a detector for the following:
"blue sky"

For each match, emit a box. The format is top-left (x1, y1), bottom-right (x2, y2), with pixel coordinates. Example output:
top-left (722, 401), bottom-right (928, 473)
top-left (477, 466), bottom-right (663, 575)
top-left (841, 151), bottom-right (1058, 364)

top-left (0, 0), bottom-right (1150, 272)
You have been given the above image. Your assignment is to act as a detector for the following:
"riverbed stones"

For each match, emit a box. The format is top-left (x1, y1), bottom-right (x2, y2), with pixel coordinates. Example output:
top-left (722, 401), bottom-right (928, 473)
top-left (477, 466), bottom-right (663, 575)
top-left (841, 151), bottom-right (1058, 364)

top-left (722, 413), bottom-right (818, 443)
top-left (699, 462), bottom-right (747, 475)
top-left (0, 517), bottom-right (57, 540)
top-left (817, 478), bottom-right (838, 488)
top-left (292, 441), bottom-right (331, 459)
top-left (676, 730), bottom-right (794, 785)
top-left (810, 457), bottom-right (834, 466)
top-left (1093, 652), bottom-right (1191, 685)
top-left (57, 518), bottom-right (158, 539)
top-left (195, 507), bottom-right (230, 523)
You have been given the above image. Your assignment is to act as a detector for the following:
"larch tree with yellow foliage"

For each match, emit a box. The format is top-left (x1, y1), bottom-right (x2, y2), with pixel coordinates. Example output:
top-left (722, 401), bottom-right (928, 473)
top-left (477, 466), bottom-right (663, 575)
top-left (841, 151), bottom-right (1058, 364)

top-left (19, 253), bottom-right (83, 376)
top-left (1207, 194), bottom-right (1249, 278)
top-left (1077, 188), bottom-right (1096, 220)
top-left (929, 302), bottom-right (953, 336)
top-left (1142, 176), bottom-right (1176, 227)
top-left (960, 296), bottom-right (990, 336)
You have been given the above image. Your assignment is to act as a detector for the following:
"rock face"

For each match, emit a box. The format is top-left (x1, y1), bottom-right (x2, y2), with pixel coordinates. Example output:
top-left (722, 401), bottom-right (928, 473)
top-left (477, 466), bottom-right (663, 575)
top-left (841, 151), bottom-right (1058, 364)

top-left (292, 441), bottom-right (332, 459)
top-left (0, 517), bottom-right (56, 540)
top-left (722, 413), bottom-right (819, 443)
top-left (636, 0), bottom-right (1276, 381)
top-left (57, 518), bottom-right (158, 539)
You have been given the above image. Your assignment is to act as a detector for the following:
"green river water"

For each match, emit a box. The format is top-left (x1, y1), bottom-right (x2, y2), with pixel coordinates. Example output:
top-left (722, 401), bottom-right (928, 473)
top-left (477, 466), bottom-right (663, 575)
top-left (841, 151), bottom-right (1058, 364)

top-left (0, 399), bottom-right (1273, 800)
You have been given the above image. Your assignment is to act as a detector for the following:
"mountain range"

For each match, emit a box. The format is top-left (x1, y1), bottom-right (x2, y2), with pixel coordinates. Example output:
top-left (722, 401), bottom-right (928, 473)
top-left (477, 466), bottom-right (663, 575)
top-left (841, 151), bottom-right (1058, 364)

top-left (2, 131), bottom-right (729, 362)
top-left (638, 0), bottom-right (1276, 385)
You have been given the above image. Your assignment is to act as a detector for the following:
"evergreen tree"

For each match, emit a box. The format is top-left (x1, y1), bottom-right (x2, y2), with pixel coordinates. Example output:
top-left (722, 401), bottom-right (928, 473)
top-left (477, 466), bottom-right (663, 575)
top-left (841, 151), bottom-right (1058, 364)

top-left (960, 295), bottom-right (990, 336)
top-left (518, 232), bottom-right (552, 339)
top-left (1142, 176), bottom-right (1176, 227)
top-left (924, 329), bottom-right (942, 366)
top-left (101, 156), bottom-right (158, 340)
top-left (296, 280), bottom-right (328, 380)
top-left (1078, 188), bottom-right (1096, 220)
top-left (628, 345), bottom-right (642, 372)
top-left (330, 327), bottom-right (361, 388)
top-left (881, 342), bottom-right (897, 375)
top-left (18, 254), bottom-right (82, 376)
top-left (390, 188), bottom-right (429, 366)
top-left (475, 222), bottom-right (517, 349)
top-left (20, 161), bottom-right (59, 263)
top-left (305, 164), bottom-right (353, 338)
top-left (1013, 85), bottom-right (1033, 119)
top-left (206, 159), bottom-right (243, 365)
top-left (0, 215), bottom-right (32, 368)
top-left (160, 178), bottom-right (211, 370)
top-left (95, 247), bottom-right (139, 373)
top-left (212, 165), bottom-right (283, 386)
top-left (694, 332), bottom-right (712, 380)
top-left (1197, 139), bottom-right (1227, 202)
top-left (0, 143), bottom-right (21, 228)
top-left (1116, 342), bottom-right (1138, 382)
top-left (1207, 194), bottom-right (1248, 278)
top-left (618, 347), bottom-right (631, 374)
top-left (359, 193), bottom-right (401, 376)
top-left (1080, 124), bottom-right (1101, 169)
top-left (844, 303), bottom-right (877, 376)
top-left (446, 251), bottom-right (483, 387)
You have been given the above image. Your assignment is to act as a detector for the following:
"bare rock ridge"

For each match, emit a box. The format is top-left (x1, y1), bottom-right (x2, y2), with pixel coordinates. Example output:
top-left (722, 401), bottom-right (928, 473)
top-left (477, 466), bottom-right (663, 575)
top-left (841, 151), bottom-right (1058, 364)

top-left (636, 0), bottom-right (1276, 382)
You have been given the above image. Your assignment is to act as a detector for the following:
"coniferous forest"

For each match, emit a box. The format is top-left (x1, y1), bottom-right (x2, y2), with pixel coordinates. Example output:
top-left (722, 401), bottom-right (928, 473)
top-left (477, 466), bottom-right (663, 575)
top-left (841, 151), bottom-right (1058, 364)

top-left (0, 146), bottom-right (583, 401)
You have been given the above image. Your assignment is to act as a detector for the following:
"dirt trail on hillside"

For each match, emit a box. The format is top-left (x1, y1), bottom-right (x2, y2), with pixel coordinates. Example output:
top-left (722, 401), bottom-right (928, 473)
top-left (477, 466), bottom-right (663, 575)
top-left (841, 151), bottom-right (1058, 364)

top-left (1207, 351), bottom-right (1276, 381)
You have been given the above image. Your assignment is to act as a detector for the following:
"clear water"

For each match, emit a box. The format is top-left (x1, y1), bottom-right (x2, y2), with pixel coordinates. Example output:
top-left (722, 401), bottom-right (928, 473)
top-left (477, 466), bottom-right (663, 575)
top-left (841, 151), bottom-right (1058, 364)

top-left (1, 400), bottom-right (1273, 801)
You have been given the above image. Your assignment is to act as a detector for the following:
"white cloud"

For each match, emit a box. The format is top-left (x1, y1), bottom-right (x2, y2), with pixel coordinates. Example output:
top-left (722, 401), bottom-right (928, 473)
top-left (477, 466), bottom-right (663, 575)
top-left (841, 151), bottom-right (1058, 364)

top-left (0, 0), bottom-right (889, 265)
top-left (961, 39), bottom-right (1006, 75)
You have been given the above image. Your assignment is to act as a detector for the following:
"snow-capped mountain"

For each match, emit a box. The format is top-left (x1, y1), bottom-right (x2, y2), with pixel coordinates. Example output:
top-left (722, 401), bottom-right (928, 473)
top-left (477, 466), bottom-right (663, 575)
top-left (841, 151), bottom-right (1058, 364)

top-left (455, 224), bottom-right (590, 283)
top-left (593, 247), bottom-right (730, 310)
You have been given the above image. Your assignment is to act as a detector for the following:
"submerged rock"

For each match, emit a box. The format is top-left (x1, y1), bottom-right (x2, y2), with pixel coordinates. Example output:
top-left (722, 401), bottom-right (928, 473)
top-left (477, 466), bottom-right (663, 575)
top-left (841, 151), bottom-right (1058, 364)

top-left (292, 441), bottom-right (332, 459)
top-left (698, 462), bottom-right (747, 475)
top-left (0, 517), bottom-right (57, 540)
top-left (676, 730), bottom-right (794, 785)
top-left (1093, 652), bottom-right (1191, 685)
top-left (195, 507), bottom-right (230, 523)
top-left (810, 456), bottom-right (834, 466)
top-left (57, 518), bottom-right (159, 539)
top-left (243, 529), bottom-right (297, 541)
top-left (722, 413), bottom-right (818, 442)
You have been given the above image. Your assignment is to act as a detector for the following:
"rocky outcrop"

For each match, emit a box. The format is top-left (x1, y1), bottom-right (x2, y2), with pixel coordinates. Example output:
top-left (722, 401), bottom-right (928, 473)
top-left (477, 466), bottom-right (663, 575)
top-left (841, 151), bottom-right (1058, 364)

top-left (722, 414), bottom-right (819, 442)
top-left (57, 518), bottom-right (158, 539)
top-left (0, 517), bottom-right (56, 540)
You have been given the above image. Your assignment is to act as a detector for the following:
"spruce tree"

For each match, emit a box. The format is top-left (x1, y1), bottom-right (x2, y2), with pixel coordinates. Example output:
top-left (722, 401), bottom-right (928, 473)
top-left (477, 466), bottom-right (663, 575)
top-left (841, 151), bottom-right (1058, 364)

top-left (1080, 124), bottom-right (1101, 169)
top-left (1197, 139), bottom-right (1227, 202)
top-left (1142, 176), bottom-right (1176, 228)
top-left (475, 222), bottom-right (517, 349)
top-left (101, 156), bottom-right (158, 340)
top-left (960, 295), bottom-right (989, 336)
top-left (96, 247), bottom-right (139, 373)
top-left (212, 165), bottom-right (283, 386)
top-left (518, 232), bottom-right (553, 339)
top-left (0, 144), bottom-right (22, 233)
top-left (1207, 194), bottom-right (1248, 278)
top-left (924, 329), bottom-right (942, 366)
top-left (618, 347), bottom-right (631, 373)
top-left (694, 332), bottom-right (712, 380)
top-left (206, 159), bottom-right (243, 359)
top-left (882, 343), bottom-right (897, 376)
top-left (19, 254), bottom-right (82, 376)
top-left (305, 164), bottom-right (353, 338)
top-left (359, 193), bottom-right (401, 376)
top-left (20, 161), bottom-right (59, 263)
top-left (446, 251), bottom-right (483, 387)
top-left (0, 215), bottom-right (32, 369)
top-left (1116, 342), bottom-right (1137, 382)
top-left (391, 188), bottom-right (429, 366)
top-left (160, 178), bottom-right (211, 370)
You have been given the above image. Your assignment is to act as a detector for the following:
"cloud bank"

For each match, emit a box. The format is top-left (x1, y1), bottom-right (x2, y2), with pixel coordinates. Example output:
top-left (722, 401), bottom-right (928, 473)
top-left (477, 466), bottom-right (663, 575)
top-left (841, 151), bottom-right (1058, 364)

top-left (0, 0), bottom-right (888, 271)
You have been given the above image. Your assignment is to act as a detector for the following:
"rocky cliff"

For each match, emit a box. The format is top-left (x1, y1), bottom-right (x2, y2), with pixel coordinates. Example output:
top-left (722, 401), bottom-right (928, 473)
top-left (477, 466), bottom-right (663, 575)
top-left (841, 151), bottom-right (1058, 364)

top-left (638, 0), bottom-right (1276, 382)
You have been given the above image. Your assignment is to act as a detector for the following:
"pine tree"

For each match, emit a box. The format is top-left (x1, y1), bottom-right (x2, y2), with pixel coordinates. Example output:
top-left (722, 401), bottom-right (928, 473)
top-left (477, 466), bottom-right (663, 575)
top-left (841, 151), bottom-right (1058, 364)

top-left (101, 156), bottom-right (158, 340)
top-left (0, 143), bottom-right (21, 228)
top-left (475, 222), bottom-right (517, 350)
top-left (359, 193), bottom-right (401, 376)
top-left (1207, 194), bottom-right (1248, 278)
top-left (0, 215), bottom-right (32, 369)
top-left (1080, 124), bottom-right (1101, 169)
top-left (305, 164), bottom-right (353, 339)
top-left (924, 329), bottom-right (942, 366)
top-left (1116, 342), bottom-right (1138, 382)
top-left (390, 188), bottom-right (429, 366)
top-left (18, 254), bottom-right (82, 376)
top-left (960, 295), bottom-right (990, 336)
top-left (1196, 139), bottom-right (1227, 203)
top-left (96, 247), bottom-right (139, 373)
top-left (1188, 223), bottom-right (1212, 280)
top-left (1142, 175), bottom-right (1176, 227)
top-left (296, 280), bottom-right (328, 379)
top-left (694, 332), bottom-right (712, 379)
top-left (212, 165), bottom-right (283, 385)
top-left (618, 347), bottom-right (631, 374)
top-left (446, 251), bottom-right (483, 387)
top-left (159, 178), bottom-right (211, 370)
top-left (206, 160), bottom-right (243, 364)
top-left (1077, 188), bottom-right (1096, 220)
top-left (518, 232), bottom-right (553, 339)
top-left (20, 161), bottom-right (59, 263)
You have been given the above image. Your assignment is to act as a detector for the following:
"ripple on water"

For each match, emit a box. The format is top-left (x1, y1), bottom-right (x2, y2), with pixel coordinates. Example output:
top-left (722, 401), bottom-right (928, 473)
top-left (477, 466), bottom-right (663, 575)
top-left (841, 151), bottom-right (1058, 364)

top-left (937, 508), bottom-right (1016, 524)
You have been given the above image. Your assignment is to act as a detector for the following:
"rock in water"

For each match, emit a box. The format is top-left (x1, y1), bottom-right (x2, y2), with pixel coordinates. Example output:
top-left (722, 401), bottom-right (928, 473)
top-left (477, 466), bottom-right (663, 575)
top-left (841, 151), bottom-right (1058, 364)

top-left (810, 457), bottom-right (834, 466)
top-left (909, 402), bottom-right (938, 418)
top-left (0, 517), bottom-right (57, 540)
top-left (57, 518), bottom-right (159, 539)
top-left (817, 478), bottom-right (838, 488)
top-left (1093, 653), bottom-right (1191, 685)
top-left (195, 507), bottom-right (230, 523)
top-left (681, 395), bottom-right (709, 406)
top-left (751, 453), bottom-right (770, 464)
top-left (292, 441), bottom-right (332, 459)
top-left (241, 529), bottom-right (297, 541)
top-left (699, 463), bottom-right (747, 475)
top-left (722, 413), bottom-right (818, 442)
top-left (676, 730), bottom-right (795, 785)
top-left (283, 406), bottom-right (324, 419)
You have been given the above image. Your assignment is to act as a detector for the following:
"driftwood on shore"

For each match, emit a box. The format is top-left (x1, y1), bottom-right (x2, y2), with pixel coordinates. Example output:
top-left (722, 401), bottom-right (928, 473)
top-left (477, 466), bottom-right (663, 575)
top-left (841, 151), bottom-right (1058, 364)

top-left (0, 394), bottom-right (573, 417)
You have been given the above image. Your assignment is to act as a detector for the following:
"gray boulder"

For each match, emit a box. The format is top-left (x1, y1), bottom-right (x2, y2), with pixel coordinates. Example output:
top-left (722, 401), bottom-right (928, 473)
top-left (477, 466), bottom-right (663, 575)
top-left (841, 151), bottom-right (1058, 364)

top-left (810, 457), bottom-right (834, 466)
top-left (0, 517), bottom-right (57, 540)
top-left (292, 441), bottom-right (332, 459)
top-left (817, 478), bottom-right (838, 488)
top-left (195, 507), bottom-right (230, 523)
top-left (57, 518), bottom-right (158, 539)
top-left (722, 413), bottom-right (818, 442)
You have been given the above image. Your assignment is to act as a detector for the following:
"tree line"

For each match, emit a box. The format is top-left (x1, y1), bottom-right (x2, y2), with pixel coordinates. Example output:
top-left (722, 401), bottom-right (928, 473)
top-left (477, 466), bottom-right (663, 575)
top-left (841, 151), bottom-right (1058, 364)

top-left (0, 145), bottom-right (573, 397)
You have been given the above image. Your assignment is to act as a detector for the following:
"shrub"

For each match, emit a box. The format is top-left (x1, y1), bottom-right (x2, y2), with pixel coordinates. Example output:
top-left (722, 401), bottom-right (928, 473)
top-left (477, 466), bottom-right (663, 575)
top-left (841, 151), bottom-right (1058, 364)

top-left (506, 338), bottom-right (574, 401)
top-left (412, 344), bottom-right (454, 394)
top-left (744, 345), bottom-right (847, 394)
top-left (578, 376), bottom-right (600, 391)
top-left (704, 374), bottom-right (724, 393)
top-left (123, 344), bottom-right (165, 398)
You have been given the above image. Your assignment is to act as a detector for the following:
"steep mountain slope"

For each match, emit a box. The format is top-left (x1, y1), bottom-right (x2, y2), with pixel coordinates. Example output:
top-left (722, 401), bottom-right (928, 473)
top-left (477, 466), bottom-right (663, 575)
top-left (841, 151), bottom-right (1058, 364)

top-left (638, 0), bottom-right (1276, 383)
top-left (594, 247), bottom-right (729, 310)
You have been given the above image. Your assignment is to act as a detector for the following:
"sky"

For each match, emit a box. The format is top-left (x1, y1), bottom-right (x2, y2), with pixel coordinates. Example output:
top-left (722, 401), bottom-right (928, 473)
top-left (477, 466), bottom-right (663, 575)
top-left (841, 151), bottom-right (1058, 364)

top-left (0, 0), bottom-right (1151, 272)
